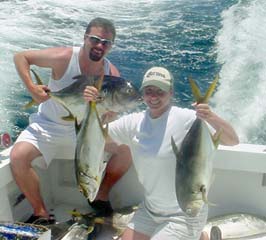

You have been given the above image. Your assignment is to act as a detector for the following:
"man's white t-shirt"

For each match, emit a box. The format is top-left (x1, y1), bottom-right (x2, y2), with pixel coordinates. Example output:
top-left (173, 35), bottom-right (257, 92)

top-left (108, 106), bottom-right (197, 215)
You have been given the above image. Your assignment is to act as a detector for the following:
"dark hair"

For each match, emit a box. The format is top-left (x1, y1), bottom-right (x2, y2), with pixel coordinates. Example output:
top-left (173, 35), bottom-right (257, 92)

top-left (85, 17), bottom-right (116, 41)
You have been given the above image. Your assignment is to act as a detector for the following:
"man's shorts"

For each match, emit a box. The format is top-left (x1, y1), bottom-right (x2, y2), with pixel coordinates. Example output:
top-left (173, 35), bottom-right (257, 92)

top-left (127, 203), bottom-right (208, 240)
top-left (15, 119), bottom-right (76, 169)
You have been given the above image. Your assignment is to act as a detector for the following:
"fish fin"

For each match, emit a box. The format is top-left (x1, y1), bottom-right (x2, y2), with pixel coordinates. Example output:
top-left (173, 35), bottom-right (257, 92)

top-left (171, 136), bottom-right (179, 158)
top-left (94, 217), bottom-right (105, 224)
top-left (30, 69), bottom-right (44, 85)
top-left (202, 75), bottom-right (219, 103)
top-left (189, 75), bottom-right (219, 103)
top-left (51, 96), bottom-right (76, 121)
top-left (75, 118), bottom-right (82, 134)
top-left (68, 209), bottom-right (82, 217)
top-left (72, 74), bottom-right (94, 85)
top-left (212, 128), bottom-right (222, 148)
top-left (31, 69), bottom-right (76, 121)
top-left (171, 136), bottom-right (181, 171)
top-left (62, 115), bottom-right (75, 121)
top-left (87, 226), bottom-right (95, 234)
top-left (95, 73), bottom-right (105, 91)
top-left (22, 99), bottom-right (36, 110)
top-left (103, 123), bottom-right (109, 138)
top-left (201, 185), bottom-right (217, 206)
top-left (92, 102), bottom-right (109, 138)
top-left (22, 69), bottom-right (44, 109)
top-left (189, 77), bottom-right (203, 103)
top-left (201, 185), bottom-right (208, 204)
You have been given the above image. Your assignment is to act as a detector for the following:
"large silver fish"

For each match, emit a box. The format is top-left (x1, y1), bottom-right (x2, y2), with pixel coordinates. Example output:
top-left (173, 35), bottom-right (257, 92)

top-left (203, 213), bottom-right (266, 240)
top-left (75, 76), bottom-right (141, 202)
top-left (171, 76), bottom-right (219, 217)
top-left (26, 70), bottom-right (141, 123)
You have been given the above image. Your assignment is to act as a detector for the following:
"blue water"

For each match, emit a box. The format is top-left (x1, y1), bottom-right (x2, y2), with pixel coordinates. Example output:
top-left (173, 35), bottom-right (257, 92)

top-left (0, 0), bottom-right (265, 144)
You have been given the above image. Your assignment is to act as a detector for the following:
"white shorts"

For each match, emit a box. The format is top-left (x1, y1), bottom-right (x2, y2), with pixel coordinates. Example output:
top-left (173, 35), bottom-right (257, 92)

top-left (127, 203), bottom-right (208, 240)
top-left (15, 113), bottom-right (76, 169)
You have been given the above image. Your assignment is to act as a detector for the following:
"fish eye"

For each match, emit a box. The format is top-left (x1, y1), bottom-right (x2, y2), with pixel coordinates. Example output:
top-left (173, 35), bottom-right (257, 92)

top-left (126, 88), bottom-right (133, 94)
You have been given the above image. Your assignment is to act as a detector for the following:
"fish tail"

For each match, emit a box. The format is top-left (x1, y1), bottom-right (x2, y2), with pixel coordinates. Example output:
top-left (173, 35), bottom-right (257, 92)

top-left (22, 99), bottom-right (36, 110)
top-left (52, 96), bottom-right (76, 121)
top-left (189, 75), bottom-right (219, 103)
top-left (189, 77), bottom-right (203, 102)
top-left (91, 101), bottom-right (108, 138)
top-left (95, 73), bottom-right (105, 91)
top-left (30, 69), bottom-right (44, 85)
top-left (203, 75), bottom-right (219, 102)
top-left (22, 69), bottom-right (45, 109)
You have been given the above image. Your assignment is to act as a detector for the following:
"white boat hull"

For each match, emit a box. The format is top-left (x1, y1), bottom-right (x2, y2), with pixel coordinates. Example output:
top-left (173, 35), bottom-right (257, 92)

top-left (1, 143), bottom-right (266, 239)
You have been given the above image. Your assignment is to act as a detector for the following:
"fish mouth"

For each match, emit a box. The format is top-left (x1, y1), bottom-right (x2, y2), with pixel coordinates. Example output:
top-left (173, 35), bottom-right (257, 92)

top-left (185, 200), bottom-right (204, 217)
top-left (79, 177), bottom-right (100, 201)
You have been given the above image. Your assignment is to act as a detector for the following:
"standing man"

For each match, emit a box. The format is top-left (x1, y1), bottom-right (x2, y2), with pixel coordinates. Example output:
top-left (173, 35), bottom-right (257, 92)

top-left (10, 17), bottom-right (127, 224)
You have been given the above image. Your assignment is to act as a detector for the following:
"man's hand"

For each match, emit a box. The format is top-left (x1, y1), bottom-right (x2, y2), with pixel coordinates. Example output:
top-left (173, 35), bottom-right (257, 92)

top-left (84, 85), bottom-right (99, 103)
top-left (30, 84), bottom-right (50, 103)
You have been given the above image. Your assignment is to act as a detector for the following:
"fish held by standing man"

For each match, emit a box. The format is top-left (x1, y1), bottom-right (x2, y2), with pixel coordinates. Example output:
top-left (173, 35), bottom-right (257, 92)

top-left (24, 69), bottom-right (141, 123)
top-left (75, 75), bottom-right (141, 202)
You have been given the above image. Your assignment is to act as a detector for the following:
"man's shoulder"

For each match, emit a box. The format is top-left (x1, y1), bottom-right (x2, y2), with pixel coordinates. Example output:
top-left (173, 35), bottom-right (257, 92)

top-left (52, 47), bottom-right (74, 59)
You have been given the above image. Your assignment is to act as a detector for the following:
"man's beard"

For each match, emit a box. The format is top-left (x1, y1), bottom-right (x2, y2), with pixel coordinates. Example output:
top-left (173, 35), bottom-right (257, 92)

top-left (89, 48), bottom-right (104, 62)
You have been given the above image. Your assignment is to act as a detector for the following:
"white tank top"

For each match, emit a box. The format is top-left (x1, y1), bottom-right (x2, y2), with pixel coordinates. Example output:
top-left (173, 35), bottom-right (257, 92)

top-left (37, 47), bottom-right (111, 125)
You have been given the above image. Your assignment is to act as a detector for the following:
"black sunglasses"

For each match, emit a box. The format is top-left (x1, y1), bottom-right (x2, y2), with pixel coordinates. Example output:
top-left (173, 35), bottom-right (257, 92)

top-left (85, 34), bottom-right (113, 47)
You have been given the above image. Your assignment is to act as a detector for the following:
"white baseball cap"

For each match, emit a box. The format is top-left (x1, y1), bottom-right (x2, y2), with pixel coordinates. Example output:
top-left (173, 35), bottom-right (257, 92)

top-left (141, 67), bottom-right (173, 92)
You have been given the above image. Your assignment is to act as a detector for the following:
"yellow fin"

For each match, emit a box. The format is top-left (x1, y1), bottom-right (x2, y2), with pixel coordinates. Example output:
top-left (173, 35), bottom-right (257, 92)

top-left (30, 69), bottom-right (44, 85)
top-left (22, 99), bottom-right (36, 110)
top-left (189, 75), bottom-right (219, 103)
top-left (87, 226), bottom-right (94, 234)
top-left (203, 75), bottom-right (219, 103)
top-left (189, 77), bottom-right (203, 102)
top-left (94, 217), bottom-right (105, 224)
top-left (22, 69), bottom-right (45, 109)
top-left (212, 128), bottom-right (222, 148)
top-left (68, 209), bottom-right (82, 217)
top-left (201, 185), bottom-right (216, 207)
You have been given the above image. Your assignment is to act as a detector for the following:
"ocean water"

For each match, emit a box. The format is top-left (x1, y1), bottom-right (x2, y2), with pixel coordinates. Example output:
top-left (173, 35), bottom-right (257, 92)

top-left (0, 0), bottom-right (265, 144)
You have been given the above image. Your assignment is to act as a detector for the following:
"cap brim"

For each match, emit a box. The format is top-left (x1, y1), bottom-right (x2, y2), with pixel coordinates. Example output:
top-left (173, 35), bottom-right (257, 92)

top-left (141, 79), bottom-right (171, 92)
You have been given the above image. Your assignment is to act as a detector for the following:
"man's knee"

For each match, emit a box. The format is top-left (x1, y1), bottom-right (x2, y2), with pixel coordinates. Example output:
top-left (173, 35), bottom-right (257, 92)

top-left (10, 142), bottom-right (41, 169)
top-left (106, 144), bottom-right (132, 174)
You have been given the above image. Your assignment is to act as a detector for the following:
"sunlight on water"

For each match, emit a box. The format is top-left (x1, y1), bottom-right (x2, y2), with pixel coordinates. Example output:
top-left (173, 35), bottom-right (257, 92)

top-left (1, 0), bottom-right (265, 144)
top-left (212, 0), bottom-right (266, 144)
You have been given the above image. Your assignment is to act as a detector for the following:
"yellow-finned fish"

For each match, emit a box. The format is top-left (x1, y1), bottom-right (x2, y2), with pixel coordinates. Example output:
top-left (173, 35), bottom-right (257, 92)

top-left (75, 100), bottom-right (108, 202)
top-left (75, 75), bottom-right (141, 202)
top-left (171, 76), bottom-right (220, 217)
top-left (25, 69), bottom-right (142, 123)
